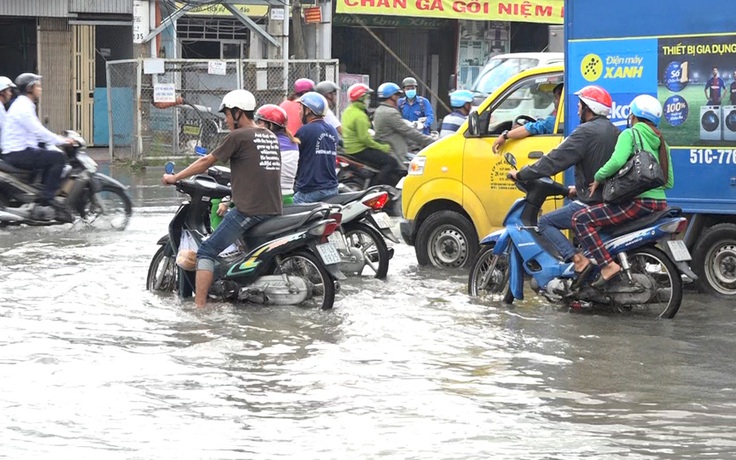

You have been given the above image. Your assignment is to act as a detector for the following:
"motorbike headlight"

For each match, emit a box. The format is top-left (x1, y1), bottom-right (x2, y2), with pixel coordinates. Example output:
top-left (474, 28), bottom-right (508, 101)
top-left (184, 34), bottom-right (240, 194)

top-left (408, 156), bottom-right (426, 176)
top-left (77, 153), bottom-right (98, 173)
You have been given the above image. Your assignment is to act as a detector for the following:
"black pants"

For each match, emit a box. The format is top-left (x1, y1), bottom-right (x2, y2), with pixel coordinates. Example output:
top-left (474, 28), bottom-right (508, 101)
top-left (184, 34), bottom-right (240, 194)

top-left (4, 147), bottom-right (66, 203)
top-left (351, 148), bottom-right (401, 187)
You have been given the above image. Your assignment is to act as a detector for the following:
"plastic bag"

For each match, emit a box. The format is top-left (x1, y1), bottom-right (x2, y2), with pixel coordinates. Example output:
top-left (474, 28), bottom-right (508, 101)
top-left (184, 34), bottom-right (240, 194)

top-left (176, 230), bottom-right (198, 271)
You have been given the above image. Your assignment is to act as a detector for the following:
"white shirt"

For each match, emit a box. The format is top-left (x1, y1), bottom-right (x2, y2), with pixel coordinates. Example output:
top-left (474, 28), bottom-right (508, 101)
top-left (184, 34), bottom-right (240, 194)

top-left (278, 133), bottom-right (299, 195)
top-left (1, 95), bottom-right (65, 153)
top-left (324, 108), bottom-right (341, 130)
top-left (0, 104), bottom-right (6, 141)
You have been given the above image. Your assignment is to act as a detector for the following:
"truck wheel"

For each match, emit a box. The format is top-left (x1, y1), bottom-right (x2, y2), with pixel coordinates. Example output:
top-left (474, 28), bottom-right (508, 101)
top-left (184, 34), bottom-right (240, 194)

top-left (415, 210), bottom-right (479, 269)
top-left (692, 223), bottom-right (736, 298)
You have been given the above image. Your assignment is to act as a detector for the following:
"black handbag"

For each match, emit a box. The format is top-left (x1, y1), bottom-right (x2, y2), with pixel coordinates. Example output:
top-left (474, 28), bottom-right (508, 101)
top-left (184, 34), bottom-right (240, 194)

top-left (602, 129), bottom-right (666, 203)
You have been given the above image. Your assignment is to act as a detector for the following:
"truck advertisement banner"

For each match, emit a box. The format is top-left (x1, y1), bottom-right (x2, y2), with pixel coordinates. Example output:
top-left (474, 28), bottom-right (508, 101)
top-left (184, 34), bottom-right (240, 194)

top-left (335, 0), bottom-right (563, 23)
top-left (568, 33), bottom-right (736, 148)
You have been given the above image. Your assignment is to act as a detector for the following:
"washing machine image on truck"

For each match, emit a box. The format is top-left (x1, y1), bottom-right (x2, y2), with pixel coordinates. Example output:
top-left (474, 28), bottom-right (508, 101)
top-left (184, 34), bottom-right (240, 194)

top-left (721, 105), bottom-right (736, 141)
top-left (700, 105), bottom-right (722, 140)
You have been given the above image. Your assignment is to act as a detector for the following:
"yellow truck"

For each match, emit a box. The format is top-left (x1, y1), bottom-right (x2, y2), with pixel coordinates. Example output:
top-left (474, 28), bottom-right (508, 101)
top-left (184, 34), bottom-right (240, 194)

top-left (400, 64), bottom-right (565, 268)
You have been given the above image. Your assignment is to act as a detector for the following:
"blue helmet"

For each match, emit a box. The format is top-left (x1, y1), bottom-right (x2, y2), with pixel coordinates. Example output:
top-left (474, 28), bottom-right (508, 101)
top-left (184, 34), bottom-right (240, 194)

top-left (629, 94), bottom-right (662, 126)
top-left (298, 91), bottom-right (328, 117)
top-left (377, 82), bottom-right (402, 99)
top-left (450, 90), bottom-right (474, 108)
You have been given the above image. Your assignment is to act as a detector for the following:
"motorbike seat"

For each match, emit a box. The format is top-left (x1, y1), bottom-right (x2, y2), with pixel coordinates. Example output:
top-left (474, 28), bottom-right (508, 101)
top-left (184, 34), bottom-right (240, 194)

top-left (0, 159), bottom-right (34, 176)
top-left (602, 207), bottom-right (682, 239)
top-left (337, 155), bottom-right (379, 173)
top-left (247, 206), bottom-right (331, 238)
top-left (282, 203), bottom-right (323, 215)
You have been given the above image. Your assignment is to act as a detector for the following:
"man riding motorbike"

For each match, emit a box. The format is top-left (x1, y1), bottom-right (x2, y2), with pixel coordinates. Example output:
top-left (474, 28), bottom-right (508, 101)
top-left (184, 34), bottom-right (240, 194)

top-left (373, 82), bottom-right (434, 186)
top-left (1, 73), bottom-right (74, 222)
top-left (0, 76), bottom-right (16, 136)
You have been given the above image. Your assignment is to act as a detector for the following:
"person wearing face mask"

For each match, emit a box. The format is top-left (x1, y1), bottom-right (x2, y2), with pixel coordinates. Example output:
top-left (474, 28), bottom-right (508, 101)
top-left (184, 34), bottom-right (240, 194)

top-left (341, 83), bottom-right (395, 186)
top-left (292, 92), bottom-right (340, 204)
top-left (373, 82), bottom-right (434, 186)
top-left (506, 85), bottom-right (619, 279)
top-left (314, 80), bottom-right (342, 136)
top-left (162, 89), bottom-right (282, 308)
top-left (398, 77), bottom-right (434, 135)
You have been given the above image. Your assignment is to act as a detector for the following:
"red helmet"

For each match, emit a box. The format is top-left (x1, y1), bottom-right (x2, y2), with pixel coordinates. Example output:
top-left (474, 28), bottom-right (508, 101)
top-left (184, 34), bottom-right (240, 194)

top-left (255, 104), bottom-right (288, 128)
top-left (575, 85), bottom-right (612, 116)
top-left (348, 83), bottom-right (372, 102)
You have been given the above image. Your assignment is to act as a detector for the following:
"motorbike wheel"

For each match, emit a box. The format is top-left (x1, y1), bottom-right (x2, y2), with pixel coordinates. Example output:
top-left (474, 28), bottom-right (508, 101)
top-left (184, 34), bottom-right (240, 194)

top-left (273, 250), bottom-right (336, 310)
top-left (692, 223), bottom-right (736, 298)
top-left (468, 244), bottom-right (513, 304)
top-left (146, 245), bottom-right (178, 293)
top-left (343, 221), bottom-right (390, 279)
top-left (82, 185), bottom-right (133, 230)
top-left (623, 246), bottom-right (683, 319)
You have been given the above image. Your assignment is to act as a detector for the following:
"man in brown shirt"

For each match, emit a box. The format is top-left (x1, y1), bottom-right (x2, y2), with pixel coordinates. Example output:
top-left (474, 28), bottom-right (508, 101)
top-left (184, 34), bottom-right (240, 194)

top-left (162, 89), bottom-right (282, 308)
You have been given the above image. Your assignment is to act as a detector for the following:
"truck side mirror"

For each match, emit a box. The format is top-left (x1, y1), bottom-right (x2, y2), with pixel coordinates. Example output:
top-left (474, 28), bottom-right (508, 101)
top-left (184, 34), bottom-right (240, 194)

top-left (468, 111), bottom-right (480, 137)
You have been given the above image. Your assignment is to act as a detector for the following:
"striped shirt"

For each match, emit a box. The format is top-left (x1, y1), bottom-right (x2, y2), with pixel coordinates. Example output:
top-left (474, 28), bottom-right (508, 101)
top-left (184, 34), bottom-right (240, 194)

top-left (439, 111), bottom-right (467, 138)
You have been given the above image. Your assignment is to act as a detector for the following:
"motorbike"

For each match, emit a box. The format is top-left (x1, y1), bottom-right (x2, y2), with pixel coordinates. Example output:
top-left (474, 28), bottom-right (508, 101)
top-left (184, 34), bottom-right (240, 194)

top-left (207, 165), bottom-right (397, 279)
top-left (147, 163), bottom-right (345, 309)
top-left (0, 131), bottom-right (132, 230)
top-left (467, 153), bottom-right (697, 319)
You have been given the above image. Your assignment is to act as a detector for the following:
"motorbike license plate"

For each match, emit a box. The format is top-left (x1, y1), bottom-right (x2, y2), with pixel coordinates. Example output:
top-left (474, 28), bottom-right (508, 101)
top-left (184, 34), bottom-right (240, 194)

top-left (328, 231), bottom-right (348, 251)
top-left (372, 212), bottom-right (392, 229)
top-left (667, 239), bottom-right (692, 262)
top-left (316, 243), bottom-right (341, 265)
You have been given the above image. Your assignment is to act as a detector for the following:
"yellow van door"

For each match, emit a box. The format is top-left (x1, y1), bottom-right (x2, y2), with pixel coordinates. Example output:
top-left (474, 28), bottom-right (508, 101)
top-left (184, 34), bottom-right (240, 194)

top-left (462, 71), bottom-right (565, 238)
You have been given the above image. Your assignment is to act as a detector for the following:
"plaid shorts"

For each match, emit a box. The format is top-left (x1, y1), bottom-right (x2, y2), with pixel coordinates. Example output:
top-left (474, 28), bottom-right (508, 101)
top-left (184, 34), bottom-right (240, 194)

top-left (572, 199), bottom-right (668, 266)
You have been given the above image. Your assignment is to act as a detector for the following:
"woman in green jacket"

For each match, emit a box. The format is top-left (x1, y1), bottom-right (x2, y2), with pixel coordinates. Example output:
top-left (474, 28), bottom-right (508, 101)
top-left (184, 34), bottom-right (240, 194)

top-left (571, 94), bottom-right (674, 287)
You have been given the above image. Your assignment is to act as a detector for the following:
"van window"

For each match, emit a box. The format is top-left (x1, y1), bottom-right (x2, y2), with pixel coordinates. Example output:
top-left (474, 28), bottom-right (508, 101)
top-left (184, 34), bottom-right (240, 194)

top-left (485, 73), bottom-right (563, 134)
top-left (471, 58), bottom-right (539, 95)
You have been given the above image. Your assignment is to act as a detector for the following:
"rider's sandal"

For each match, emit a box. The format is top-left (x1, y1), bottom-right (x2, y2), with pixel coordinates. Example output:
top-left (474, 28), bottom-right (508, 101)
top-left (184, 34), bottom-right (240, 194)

top-left (590, 270), bottom-right (621, 289)
top-left (571, 263), bottom-right (595, 290)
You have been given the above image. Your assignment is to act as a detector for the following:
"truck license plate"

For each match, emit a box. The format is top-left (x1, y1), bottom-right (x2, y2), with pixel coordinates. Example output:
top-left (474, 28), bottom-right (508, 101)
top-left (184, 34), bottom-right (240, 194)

top-left (328, 231), bottom-right (348, 251)
top-left (316, 243), bottom-right (341, 265)
top-left (667, 240), bottom-right (692, 262)
top-left (372, 212), bottom-right (392, 229)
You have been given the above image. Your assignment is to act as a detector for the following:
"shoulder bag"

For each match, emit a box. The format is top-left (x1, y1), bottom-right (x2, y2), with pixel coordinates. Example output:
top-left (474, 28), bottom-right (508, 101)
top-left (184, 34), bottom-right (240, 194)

top-left (602, 129), bottom-right (666, 204)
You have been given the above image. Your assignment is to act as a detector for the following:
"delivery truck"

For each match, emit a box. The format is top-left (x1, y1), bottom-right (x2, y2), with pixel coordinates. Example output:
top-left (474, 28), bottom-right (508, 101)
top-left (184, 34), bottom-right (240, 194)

top-left (400, 0), bottom-right (735, 297)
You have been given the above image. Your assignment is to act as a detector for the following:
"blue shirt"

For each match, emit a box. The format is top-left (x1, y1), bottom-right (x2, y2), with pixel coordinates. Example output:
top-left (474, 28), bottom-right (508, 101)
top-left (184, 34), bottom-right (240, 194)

top-left (523, 115), bottom-right (556, 136)
top-left (398, 96), bottom-right (434, 135)
top-left (294, 120), bottom-right (339, 194)
top-left (439, 110), bottom-right (467, 138)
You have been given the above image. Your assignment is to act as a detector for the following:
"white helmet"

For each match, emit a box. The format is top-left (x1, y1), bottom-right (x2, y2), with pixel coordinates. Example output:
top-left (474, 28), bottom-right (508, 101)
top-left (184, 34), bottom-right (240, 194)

top-left (0, 76), bottom-right (16, 92)
top-left (630, 94), bottom-right (663, 126)
top-left (218, 89), bottom-right (256, 113)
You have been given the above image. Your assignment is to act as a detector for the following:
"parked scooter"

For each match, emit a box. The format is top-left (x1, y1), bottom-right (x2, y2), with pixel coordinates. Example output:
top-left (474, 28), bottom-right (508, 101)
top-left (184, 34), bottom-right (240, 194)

top-left (0, 131), bottom-right (132, 230)
top-left (147, 163), bottom-right (344, 309)
top-left (467, 153), bottom-right (697, 319)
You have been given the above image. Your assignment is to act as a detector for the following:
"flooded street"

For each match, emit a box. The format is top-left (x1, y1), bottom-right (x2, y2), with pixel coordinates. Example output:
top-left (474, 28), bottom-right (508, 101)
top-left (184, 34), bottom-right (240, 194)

top-left (1, 165), bottom-right (736, 459)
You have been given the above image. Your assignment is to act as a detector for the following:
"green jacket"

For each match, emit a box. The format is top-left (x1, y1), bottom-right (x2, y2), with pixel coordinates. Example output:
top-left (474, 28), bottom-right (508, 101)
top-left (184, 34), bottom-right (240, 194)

top-left (594, 122), bottom-right (674, 200)
top-left (341, 101), bottom-right (390, 154)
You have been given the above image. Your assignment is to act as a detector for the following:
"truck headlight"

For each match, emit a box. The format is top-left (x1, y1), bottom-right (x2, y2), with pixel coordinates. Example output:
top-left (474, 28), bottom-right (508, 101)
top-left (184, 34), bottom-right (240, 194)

top-left (408, 156), bottom-right (426, 176)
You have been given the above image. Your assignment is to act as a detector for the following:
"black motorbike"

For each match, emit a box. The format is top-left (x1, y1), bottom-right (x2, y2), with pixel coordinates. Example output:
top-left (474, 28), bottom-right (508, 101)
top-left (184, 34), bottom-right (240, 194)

top-left (147, 164), bottom-right (345, 309)
top-left (0, 131), bottom-right (132, 230)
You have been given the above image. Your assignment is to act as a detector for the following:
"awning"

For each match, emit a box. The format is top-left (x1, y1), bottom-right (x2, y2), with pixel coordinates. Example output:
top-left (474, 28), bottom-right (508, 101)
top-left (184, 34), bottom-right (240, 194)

top-left (335, 0), bottom-right (563, 23)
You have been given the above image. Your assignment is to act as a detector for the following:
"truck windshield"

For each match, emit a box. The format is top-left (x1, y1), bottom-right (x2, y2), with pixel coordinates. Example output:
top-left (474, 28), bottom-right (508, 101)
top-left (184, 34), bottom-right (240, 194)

top-left (471, 58), bottom-right (540, 95)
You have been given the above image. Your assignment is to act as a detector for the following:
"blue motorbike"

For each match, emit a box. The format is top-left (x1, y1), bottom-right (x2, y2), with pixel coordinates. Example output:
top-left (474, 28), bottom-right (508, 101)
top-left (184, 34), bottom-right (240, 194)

top-left (468, 153), bottom-right (697, 319)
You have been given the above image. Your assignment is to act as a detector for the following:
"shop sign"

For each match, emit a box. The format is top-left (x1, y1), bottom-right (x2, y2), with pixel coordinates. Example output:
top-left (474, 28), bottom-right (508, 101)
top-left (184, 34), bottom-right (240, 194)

top-left (175, 2), bottom-right (269, 17)
top-left (333, 14), bottom-right (452, 28)
top-left (304, 6), bottom-right (323, 24)
top-left (336, 0), bottom-right (563, 23)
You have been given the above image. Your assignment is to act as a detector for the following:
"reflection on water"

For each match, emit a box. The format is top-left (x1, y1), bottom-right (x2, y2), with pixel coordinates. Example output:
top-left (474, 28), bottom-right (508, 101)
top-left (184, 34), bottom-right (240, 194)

top-left (1, 166), bottom-right (735, 458)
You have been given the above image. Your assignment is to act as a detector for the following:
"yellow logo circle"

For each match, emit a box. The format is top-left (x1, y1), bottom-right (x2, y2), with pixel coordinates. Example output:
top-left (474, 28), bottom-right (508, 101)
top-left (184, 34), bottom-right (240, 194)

top-left (581, 54), bottom-right (603, 82)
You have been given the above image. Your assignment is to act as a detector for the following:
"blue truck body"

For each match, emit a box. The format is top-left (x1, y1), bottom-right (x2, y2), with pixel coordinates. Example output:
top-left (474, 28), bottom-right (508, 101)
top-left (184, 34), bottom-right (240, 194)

top-left (563, 0), bottom-right (736, 296)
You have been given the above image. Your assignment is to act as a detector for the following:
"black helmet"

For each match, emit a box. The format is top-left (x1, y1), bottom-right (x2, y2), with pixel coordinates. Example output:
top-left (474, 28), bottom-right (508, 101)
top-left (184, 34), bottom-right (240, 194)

top-left (315, 80), bottom-right (339, 96)
top-left (15, 73), bottom-right (42, 94)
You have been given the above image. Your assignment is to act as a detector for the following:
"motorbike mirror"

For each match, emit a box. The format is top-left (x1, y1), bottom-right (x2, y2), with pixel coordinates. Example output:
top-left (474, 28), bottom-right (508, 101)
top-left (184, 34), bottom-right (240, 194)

top-left (165, 161), bottom-right (175, 175)
top-left (467, 111), bottom-right (480, 137)
top-left (504, 152), bottom-right (517, 169)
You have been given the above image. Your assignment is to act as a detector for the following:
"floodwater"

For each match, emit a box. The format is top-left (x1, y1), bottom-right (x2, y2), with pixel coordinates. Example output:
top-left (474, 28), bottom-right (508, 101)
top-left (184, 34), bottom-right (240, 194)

top-left (1, 166), bottom-right (735, 459)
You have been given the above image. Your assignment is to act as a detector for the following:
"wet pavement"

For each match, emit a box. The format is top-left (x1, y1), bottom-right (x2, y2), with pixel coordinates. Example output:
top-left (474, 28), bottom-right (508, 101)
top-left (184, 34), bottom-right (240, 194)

top-left (1, 165), bottom-right (735, 459)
